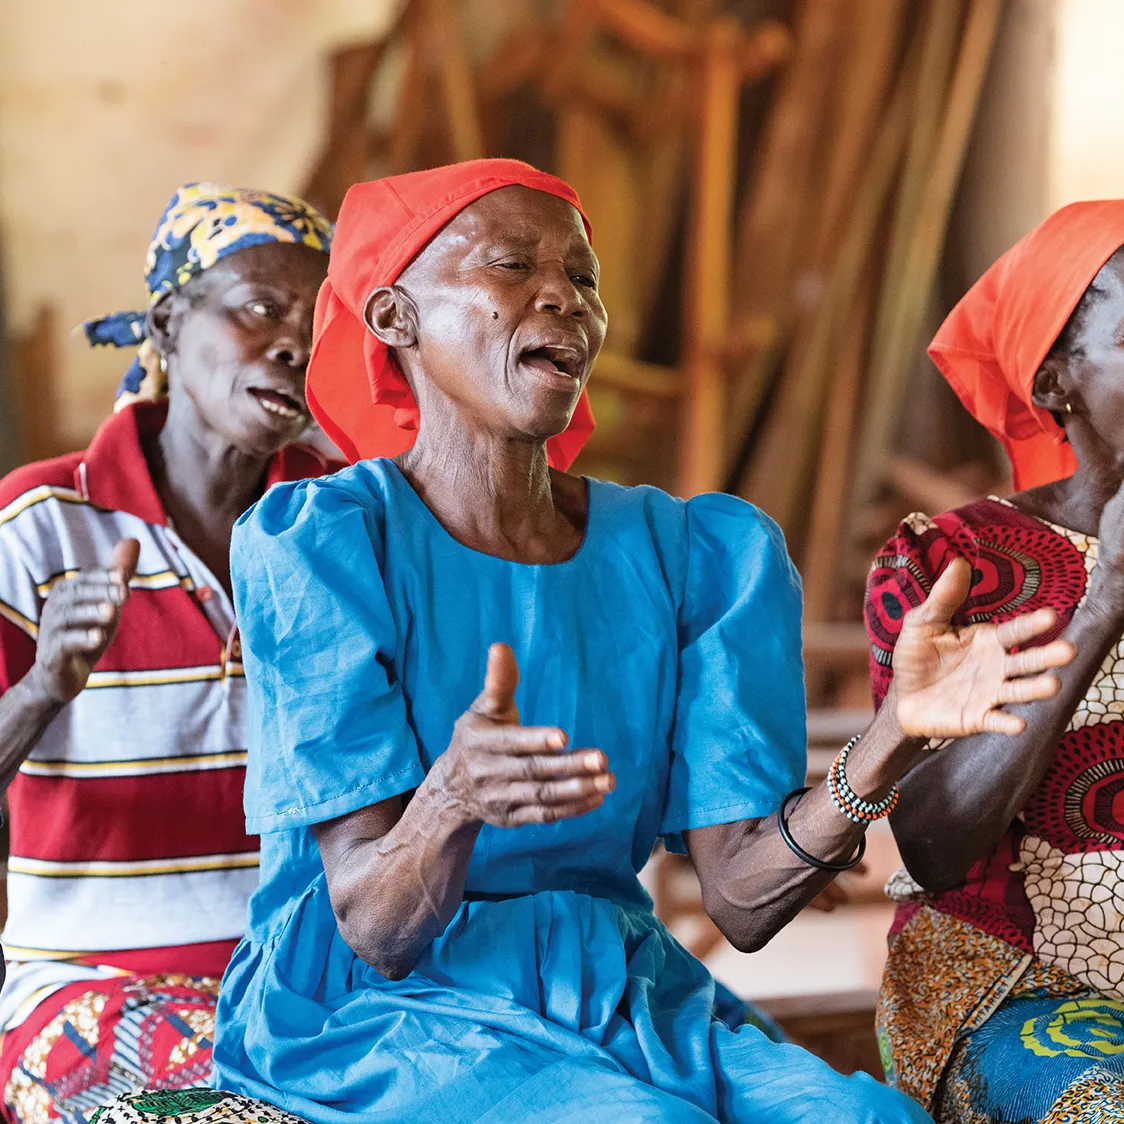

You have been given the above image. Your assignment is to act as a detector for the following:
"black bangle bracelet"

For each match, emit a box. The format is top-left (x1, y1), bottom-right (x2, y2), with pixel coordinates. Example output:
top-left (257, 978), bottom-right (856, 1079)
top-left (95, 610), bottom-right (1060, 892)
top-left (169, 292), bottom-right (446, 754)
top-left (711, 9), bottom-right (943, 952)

top-left (777, 787), bottom-right (867, 873)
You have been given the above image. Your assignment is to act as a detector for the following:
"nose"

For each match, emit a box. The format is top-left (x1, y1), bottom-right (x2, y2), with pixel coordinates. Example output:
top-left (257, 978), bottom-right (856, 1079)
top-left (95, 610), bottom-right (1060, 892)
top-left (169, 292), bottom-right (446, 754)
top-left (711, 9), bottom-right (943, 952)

top-left (266, 331), bottom-right (310, 370)
top-left (534, 265), bottom-right (586, 319)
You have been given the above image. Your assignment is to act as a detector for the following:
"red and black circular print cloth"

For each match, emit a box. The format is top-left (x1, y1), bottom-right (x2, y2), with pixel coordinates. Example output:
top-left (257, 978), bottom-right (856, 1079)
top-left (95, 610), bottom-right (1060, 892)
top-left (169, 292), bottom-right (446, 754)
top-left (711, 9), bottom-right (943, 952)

top-left (864, 498), bottom-right (1107, 953)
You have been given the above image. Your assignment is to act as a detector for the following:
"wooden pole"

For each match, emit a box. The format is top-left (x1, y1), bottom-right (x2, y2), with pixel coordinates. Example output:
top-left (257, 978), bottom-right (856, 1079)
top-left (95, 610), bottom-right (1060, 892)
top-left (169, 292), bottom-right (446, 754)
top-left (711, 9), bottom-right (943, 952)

top-left (424, 0), bottom-right (485, 162)
top-left (677, 17), bottom-right (740, 496)
top-left (737, 40), bottom-right (918, 540)
top-left (850, 0), bottom-right (1002, 523)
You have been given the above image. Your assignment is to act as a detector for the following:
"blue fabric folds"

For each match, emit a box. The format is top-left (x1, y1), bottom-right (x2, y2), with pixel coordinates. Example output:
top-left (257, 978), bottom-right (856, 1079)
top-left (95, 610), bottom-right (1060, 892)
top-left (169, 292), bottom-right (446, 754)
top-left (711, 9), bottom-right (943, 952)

top-left (215, 460), bottom-right (930, 1123)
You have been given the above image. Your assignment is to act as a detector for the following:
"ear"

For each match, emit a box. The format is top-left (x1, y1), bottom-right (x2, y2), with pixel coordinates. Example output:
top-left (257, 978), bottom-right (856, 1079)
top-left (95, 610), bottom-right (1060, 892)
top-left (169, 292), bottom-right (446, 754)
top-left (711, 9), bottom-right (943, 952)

top-left (144, 292), bottom-right (178, 358)
top-left (1030, 357), bottom-right (1076, 417)
top-left (363, 286), bottom-right (418, 351)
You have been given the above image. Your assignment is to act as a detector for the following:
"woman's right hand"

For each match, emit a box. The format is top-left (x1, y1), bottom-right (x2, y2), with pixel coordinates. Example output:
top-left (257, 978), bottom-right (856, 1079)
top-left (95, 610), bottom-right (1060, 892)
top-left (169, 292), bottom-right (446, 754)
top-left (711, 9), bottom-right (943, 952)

top-left (436, 643), bottom-right (615, 828)
top-left (29, 539), bottom-right (140, 705)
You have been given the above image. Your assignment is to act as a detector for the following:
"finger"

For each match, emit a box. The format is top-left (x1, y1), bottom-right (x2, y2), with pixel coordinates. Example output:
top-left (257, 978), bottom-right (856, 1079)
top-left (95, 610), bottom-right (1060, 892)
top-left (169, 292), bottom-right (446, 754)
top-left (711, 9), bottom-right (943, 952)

top-left (1004, 641), bottom-right (1075, 677)
top-left (981, 709), bottom-right (1026, 736)
top-left (505, 794), bottom-right (605, 826)
top-left (111, 539), bottom-right (141, 585)
top-left (994, 608), bottom-right (1058, 651)
top-left (501, 773), bottom-right (616, 806)
top-left (491, 750), bottom-right (609, 779)
top-left (473, 643), bottom-right (519, 719)
top-left (63, 576), bottom-right (127, 605)
top-left (486, 724), bottom-right (569, 754)
top-left (59, 602), bottom-right (117, 628)
top-left (56, 627), bottom-right (109, 653)
top-left (997, 673), bottom-right (1061, 705)
top-left (913, 556), bottom-right (972, 627)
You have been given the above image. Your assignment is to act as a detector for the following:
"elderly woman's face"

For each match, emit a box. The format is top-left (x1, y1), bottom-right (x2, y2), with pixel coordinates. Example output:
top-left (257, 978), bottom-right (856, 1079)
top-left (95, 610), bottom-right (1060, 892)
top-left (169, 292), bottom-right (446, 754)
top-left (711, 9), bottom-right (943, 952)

top-left (156, 242), bottom-right (328, 456)
top-left (389, 186), bottom-right (608, 443)
top-left (1041, 250), bottom-right (1124, 457)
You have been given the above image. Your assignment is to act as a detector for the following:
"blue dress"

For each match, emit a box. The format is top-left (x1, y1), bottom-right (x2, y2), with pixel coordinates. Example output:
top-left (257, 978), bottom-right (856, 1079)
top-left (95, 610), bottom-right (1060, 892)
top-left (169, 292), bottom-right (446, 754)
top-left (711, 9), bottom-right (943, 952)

top-left (212, 460), bottom-right (930, 1124)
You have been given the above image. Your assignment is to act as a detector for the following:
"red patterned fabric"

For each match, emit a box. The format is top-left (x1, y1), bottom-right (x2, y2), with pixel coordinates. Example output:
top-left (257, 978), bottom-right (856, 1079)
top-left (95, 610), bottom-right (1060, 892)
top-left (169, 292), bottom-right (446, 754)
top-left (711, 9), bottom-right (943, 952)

top-left (866, 498), bottom-right (1093, 953)
top-left (0, 975), bottom-right (219, 1124)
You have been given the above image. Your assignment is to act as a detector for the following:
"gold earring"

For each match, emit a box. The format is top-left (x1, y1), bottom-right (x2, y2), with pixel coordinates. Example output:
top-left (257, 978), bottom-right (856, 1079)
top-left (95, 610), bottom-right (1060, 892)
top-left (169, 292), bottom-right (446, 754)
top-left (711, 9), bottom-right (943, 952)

top-left (159, 354), bottom-right (168, 374)
top-left (1065, 401), bottom-right (1074, 414)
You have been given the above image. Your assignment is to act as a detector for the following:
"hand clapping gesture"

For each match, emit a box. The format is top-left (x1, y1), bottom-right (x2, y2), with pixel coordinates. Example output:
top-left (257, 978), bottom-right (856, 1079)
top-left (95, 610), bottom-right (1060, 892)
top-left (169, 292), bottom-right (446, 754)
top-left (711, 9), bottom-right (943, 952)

top-left (889, 556), bottom-right (1074, 739)
top-left (30, 539), bottom-right (140, 705)
top-left (440, 643), bottom-right (615, 827)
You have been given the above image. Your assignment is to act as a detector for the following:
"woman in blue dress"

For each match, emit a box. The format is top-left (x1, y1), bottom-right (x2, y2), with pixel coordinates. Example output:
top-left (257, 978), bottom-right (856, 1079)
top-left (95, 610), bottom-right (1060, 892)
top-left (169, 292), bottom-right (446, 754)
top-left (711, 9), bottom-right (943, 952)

top-left (202, 160), bottom-right (1073, 1124)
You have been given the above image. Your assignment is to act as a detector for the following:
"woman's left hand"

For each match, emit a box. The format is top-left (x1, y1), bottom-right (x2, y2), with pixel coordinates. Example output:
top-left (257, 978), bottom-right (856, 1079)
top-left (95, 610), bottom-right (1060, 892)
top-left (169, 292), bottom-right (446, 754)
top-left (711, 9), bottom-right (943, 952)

top-left (890, 556), bottom-right (1075, 738)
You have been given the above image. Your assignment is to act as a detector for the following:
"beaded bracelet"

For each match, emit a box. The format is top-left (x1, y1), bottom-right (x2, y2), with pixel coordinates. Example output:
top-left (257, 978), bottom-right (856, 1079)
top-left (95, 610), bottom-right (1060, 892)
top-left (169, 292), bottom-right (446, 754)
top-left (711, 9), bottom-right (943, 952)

top-left (827, 735), bottom-right (899, 824)
top-left (777, 787), bottom-right (866, 873)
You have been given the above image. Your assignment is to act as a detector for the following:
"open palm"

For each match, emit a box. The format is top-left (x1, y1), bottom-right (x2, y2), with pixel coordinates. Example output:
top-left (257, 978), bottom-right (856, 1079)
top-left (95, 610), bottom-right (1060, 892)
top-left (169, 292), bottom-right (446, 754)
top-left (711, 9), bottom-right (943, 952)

top-left (891, 557), bottom-right (1074, 739)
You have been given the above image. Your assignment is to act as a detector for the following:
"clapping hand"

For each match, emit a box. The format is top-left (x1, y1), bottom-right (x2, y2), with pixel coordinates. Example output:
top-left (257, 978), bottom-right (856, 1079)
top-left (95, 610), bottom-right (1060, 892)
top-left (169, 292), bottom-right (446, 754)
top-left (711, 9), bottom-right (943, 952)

top-left (438, 643), bottom-right (615, 827)
top-left (890, 557), bottom-right (1075, 739)
top-left (31, 539), bottom-right (140, 704)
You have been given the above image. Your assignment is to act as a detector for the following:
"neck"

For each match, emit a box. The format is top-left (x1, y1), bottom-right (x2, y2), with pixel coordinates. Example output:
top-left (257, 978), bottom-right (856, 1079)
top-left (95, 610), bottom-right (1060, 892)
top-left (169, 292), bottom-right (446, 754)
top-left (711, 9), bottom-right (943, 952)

top-left (152, 393), bottom-right (269, 531)
top-left (1012, 425), bottom-right (1124, 536)
top-left (395, 421), bottom-right (584, 563)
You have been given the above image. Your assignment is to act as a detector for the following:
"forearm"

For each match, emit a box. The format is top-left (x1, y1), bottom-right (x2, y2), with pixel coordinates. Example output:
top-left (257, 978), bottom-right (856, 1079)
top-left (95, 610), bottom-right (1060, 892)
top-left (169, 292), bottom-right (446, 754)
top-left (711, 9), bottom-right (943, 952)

top-left (893, 599), bottom-right (1124, 890)
top-left (690, 702), bottom-right (919, 951)
top-left (319, 766), bottom-right (483, 979)
top-left (0, 666), bottom-right (65, 791)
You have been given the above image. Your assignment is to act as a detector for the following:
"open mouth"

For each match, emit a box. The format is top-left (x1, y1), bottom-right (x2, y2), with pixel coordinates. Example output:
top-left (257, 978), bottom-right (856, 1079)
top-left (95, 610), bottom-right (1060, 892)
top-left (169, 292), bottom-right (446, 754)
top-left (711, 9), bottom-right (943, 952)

top-left (518, 345), bottom-right (583, 381)
top-left (248, 387), bottom-right (305, 420)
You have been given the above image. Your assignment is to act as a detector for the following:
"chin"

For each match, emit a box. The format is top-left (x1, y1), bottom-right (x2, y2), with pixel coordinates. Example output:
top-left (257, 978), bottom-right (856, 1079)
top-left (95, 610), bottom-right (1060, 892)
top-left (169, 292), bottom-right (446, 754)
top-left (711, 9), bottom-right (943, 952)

top-left (232, 423), bottom-right (300, 459)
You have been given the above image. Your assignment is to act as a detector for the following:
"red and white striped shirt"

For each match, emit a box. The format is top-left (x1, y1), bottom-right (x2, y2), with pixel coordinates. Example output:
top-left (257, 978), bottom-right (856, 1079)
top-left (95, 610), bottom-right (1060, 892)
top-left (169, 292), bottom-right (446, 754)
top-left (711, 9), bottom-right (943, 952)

top-left (0, 401), bottom-right (333, 1029)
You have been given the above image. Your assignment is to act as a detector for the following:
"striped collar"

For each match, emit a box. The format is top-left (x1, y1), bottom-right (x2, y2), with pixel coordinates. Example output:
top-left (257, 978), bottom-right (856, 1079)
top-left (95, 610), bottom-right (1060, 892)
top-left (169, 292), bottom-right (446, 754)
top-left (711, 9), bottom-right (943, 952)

top-left (75, 400), bottom-right (332, 525)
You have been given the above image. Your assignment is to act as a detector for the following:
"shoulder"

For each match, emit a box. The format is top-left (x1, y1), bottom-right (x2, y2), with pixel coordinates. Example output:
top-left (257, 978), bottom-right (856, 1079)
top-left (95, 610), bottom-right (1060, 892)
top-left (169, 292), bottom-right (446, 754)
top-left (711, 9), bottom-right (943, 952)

top-left (684, 491), bottom-right (789, 553)
top-left (872, 498), bottom-right (1057, 580)
top-left (267, 441), bottom-right (346, 485)
top-left (0, 451), bottom-right (83, 512)
top-left (589, 479), bottom-right (780, 548)
top-left (234, 458), bottom-right (397, 562)
top-left (245, 459), bottom-right (395, 529)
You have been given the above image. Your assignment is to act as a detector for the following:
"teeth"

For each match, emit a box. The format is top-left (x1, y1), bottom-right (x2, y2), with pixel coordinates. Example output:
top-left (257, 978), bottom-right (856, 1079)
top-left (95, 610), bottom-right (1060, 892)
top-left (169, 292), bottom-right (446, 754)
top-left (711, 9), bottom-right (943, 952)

top-left (259, 397), bottom-right (299, 418)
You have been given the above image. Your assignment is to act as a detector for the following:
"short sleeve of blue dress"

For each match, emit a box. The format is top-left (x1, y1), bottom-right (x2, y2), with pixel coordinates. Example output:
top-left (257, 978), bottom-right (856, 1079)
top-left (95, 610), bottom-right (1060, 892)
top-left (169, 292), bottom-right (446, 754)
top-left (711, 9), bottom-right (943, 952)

top-left (231, 477), bottom-right (425, 833)
top-left (660, 494), bottom-right (806, 853)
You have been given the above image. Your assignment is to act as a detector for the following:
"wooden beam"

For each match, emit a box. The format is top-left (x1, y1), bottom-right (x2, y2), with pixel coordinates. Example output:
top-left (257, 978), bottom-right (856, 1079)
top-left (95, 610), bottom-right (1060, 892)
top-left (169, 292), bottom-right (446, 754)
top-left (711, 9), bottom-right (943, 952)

top-left (677, 18), bottom-right (740, 496)
top-left (850, 0), bottom-right (1003, 522)
top-left (423, 0), bottom-right (485, 161)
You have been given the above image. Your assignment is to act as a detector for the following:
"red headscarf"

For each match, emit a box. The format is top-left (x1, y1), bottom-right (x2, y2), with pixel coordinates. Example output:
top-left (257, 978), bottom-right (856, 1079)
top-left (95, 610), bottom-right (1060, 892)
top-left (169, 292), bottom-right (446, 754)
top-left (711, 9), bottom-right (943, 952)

top-left (929, 200), bottom-right (1124, 491)
top-left (306, 159), bottom-right (596, 469)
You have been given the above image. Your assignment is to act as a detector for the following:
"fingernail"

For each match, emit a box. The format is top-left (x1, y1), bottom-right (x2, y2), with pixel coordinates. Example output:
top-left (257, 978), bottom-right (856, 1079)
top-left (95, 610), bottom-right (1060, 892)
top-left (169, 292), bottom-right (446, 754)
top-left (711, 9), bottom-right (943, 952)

top-left (551, 732), bottom-right (567, 750)
top-left (595, 774), bottom-right (614, 792)
top-left (584, 752), bottom-right (602, 770)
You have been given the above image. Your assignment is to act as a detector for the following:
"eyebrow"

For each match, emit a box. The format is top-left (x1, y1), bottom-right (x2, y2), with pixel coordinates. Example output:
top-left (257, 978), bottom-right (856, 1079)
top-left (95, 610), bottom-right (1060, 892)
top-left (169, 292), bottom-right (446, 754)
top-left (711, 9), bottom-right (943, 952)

top-left (473, 229), bottom-right (597, 265)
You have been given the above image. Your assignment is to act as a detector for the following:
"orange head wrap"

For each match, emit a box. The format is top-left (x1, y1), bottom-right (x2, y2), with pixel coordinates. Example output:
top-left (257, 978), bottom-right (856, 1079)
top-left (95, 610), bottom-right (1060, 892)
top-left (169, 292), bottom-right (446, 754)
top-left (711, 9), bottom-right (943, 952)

top-left (929, 200), bottom-right (1124, 491)
top-left (306, 159), bottom-right (596, 469)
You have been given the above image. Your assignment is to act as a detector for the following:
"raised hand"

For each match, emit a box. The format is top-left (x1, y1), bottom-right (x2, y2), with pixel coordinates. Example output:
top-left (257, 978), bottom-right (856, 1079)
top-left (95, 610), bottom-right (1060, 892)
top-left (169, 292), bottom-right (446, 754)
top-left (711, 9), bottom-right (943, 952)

top-left (438, 643), bottom-right (614, 827)
top-left (30, 539), bottom-right (140, 705)
top-left (891, 556), bottom-right (1075, 738)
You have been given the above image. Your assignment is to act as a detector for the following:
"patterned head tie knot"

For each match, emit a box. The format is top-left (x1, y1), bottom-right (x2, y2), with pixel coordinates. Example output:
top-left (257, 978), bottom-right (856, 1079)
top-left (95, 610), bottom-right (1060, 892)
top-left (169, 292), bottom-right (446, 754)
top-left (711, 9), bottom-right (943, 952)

top-left (84, 182), bottom-right (334, 412)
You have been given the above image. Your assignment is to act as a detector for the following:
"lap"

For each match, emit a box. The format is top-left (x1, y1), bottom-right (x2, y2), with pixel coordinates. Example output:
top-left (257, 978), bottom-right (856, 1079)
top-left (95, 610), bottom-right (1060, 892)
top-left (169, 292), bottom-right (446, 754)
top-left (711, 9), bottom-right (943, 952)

top-left (0, 974), bottom-right (219, 1124)
top-left (935, 991), bottom-right (1124, 1123)
top-left (90, 1091), bottom-right (306, 1124)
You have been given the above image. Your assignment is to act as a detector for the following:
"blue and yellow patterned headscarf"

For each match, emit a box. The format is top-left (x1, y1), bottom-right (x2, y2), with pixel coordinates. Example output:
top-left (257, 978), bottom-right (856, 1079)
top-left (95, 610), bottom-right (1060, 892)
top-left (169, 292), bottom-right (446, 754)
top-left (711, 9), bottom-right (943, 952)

top-left (84, 182), bottom-right (333, 411)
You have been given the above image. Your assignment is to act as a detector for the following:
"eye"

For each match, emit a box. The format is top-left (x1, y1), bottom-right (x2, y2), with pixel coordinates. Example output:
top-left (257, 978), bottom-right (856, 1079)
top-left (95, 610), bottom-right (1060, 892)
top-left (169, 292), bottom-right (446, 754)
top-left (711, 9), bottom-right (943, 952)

top-left (571, 273), bottom-right (597, 290)
top-left (246, 299), bottom-right (278, 318)
top-left (495, 260), bottom-right (532, 273)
